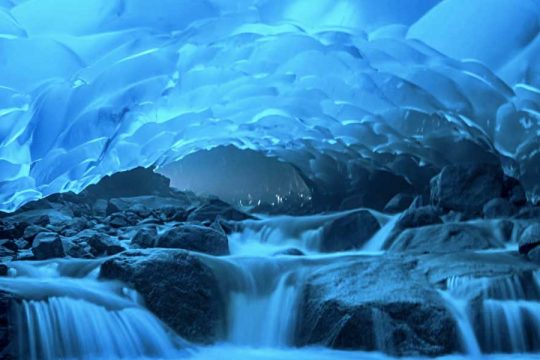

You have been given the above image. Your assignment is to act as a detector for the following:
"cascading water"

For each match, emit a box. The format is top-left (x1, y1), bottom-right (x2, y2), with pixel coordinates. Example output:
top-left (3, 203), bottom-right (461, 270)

top-left (445, 271), bottom-right (540, 354)
top-left (218, 259), bottom-right (303, 347)
top-left (3, 209), bottom-right (540, 359)
top-left (0, 260), bottom-right (190, 360)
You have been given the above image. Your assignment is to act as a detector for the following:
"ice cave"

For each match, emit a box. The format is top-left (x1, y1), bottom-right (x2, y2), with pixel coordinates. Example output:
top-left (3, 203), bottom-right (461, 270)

top-left (1, 0), bottom-right (540, 359)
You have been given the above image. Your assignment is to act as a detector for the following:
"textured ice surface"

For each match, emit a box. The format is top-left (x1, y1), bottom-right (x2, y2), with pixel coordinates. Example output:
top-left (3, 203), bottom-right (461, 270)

top-left (1, 0), bottom-right (540, 211)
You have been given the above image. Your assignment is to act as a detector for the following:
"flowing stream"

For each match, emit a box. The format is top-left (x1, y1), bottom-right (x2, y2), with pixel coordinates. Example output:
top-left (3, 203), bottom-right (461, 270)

top-left (2, 212), bottom-right (540, 359)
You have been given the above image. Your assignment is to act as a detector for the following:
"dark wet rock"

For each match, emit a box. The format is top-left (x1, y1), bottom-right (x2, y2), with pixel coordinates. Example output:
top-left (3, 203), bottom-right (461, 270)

top-left (397, 206), bottom-right (442, 230)
top-left (187, 198), bottom-right (253, 223)
top-left (320, 210), bottom-right (380, 252)
top-left (64, 241), bottom-right (94, 259)
top-left (482, 198), bottom-right (516, 219)
top-left (82, 167), bottom-right (172, 200)
top-left (31, 232), bottom-right (65, 259)
top-left (385, 206), bottom-right (442, 246)
top-left (387, 223), bottom-right (504, 253)
top-left (60, 217), bottom-right (90, 237)
top-left (430, 164), bottom-right (506, 216)
top-left (22, 225), bottom-right (47, 241)
top-left (518, 223), bottom-right (540, 254)
top-left (0, 246), bottom-right (15, 262)
top-left (273, 248), bottom-right (304, 256)
top-left (503, 176), bottom-right (527, 207)
top-left (106, 212), bottom-right (137, 228)
top-left (0, 240), bottom-right (17, 253)
top-left (0, 265), bottom-right (7, 276)
top-left (528, 246), bottom-right (540, 264)
top-left (86, 233), bottom-right (122, 256)
top-left (0, 221), bottom-right (27, 240)
top-left (99, 249), bottom-right (223, 344)
top-left (296, 256), bottom-right (459, 356)
top-left (516, 206), bottom-right (540, 220)
top-left (157, 224), bottom-right (229, 256)
top-left (131, 227), bottom-right (158, 248)
top-left (383, 193), bottom-right (416, 213)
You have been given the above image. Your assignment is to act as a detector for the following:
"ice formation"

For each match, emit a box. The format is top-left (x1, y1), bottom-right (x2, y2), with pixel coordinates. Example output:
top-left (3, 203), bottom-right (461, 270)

top-left (1, 0), bottom-right (540, 211)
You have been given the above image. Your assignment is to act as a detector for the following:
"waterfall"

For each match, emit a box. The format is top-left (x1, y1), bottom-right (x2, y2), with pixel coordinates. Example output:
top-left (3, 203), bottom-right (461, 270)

top-left (15, 297), bottom-right (184, 360)
top-left (444, 271), bottom-right (540, 354)
top-left (438, 290), bottom-right (482, 356)
top-left (1, 260), bottom-right (190, 360)
top-left (362, 214), bottom-right (400, 252)
top-left (203, 256), bottom-right (305, 347)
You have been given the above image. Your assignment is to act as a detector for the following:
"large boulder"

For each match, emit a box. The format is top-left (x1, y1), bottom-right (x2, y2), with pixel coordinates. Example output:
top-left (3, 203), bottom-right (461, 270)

top-left (86, 232), bottom-right (123, 256)
top-left (82, 167), bottom-right (172, 200)
top-left (157, 224), bottom-right (229, 256)
top-left (430, 164), bottom-right (521, 216)
top-left (387, 223), bottom-right (504, 253)
top-left (296, 256), bottom-right (459, 356)
top-left (320, 210), bottom-right (380, 252)
top-left (131, 227), bottom-right (158, 248)
top-left (31, 232), bottom-right (65, 259)
top-left (518, 223), bottom-right (540, 254)
top-left (99, 250), bottom-right (224, 344)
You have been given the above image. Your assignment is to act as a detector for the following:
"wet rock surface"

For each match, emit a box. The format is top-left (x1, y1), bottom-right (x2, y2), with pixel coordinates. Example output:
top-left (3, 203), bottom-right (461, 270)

top-left (296, 256), bottom-right (460, 356)
top-left (99, 249), bottom-right (224, 344)
top-left (320, 210), bottom-right (380, 252)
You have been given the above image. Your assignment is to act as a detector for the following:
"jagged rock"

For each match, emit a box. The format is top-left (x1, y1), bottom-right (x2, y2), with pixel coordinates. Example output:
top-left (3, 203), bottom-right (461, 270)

top-left (482, 198), bottom-right (516, 219)
top-left (157, 224), bottom-right (229, 255)
top-left (397, 206), bottom-right (442, 229)
top-left (31, 232), bottom-right (65, 259)
top-left (0, 221), bottom-right (27, 240)
top-left (82, 167), bottom-right (172, 200)
top-left (86, 232), bottom-right (122, 256)
top-left (22, 225), bottom-right (47, 241)
top-left (503, 177), bottom-right (527, 207)
top-left (518, 223), bottom-right (540, 254)
top-left (187, 198), bottom-right (252, 223)
top-left (60, 217), bottom-right (90, 237)
top-left (320, 210), bottom-right (380, 252)
top-left (131, 227), bottom-right (158, 248)
top-left (296, 256), bottom-right (459, 356)
top-left (430, 164), bottom-right (505, 216)
top-left (99, 250), bottom-right (223, 344)
top-left (387, 223), bottom-right (504, 253)
top-left (106, 213), bottom-right (135, 228)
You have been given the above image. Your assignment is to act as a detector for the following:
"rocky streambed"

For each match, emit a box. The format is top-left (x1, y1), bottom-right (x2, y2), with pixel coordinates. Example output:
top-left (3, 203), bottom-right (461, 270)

top-left (0, 165), bottom-right (540, 359)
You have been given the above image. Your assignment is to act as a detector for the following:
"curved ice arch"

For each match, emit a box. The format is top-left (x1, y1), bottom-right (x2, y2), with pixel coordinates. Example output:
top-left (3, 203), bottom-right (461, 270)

top-left (0, 0), bottom-right (540, 211)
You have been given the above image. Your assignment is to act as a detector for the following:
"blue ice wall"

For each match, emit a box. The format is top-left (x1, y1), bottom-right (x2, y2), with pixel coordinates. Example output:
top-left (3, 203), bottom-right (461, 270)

top-left (1, 0), bottom-right (540, 211)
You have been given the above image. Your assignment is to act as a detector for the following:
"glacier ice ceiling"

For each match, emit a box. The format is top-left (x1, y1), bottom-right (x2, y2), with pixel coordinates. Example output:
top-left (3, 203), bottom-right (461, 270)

top-left (2, 0), bottom-right (540, 211)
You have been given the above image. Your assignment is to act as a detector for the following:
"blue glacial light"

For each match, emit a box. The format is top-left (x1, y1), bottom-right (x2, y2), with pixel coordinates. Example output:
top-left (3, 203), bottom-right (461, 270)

top-left (1, 0), bottom-right (540, 211)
